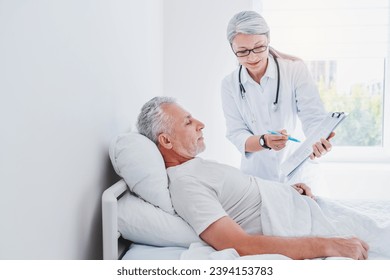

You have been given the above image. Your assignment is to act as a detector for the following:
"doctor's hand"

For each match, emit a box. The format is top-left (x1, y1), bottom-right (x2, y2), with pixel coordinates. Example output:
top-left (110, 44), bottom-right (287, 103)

top-left (265, 129), bottom-right (288, 151)
top-left (310, 132), bottom-right (335, 160)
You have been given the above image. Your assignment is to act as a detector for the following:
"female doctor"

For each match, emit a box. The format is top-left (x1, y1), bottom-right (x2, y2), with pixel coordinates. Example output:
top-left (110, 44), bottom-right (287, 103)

top-left (221, 11), bottom-right (334, 186)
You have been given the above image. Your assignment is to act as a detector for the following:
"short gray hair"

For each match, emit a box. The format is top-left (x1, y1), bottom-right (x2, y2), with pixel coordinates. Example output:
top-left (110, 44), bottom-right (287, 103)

top-left (136, 96), bottom-right (177, 144)
top-left (227, 11), bottom-right (270, 45)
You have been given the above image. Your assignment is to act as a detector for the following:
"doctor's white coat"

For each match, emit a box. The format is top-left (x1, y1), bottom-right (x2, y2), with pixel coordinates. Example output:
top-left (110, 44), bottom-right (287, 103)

top-left (221, 55), bottom-right (327, 185)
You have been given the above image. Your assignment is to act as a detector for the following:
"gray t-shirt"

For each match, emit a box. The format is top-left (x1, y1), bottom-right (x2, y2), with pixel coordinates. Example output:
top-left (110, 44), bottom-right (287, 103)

top-left (167, 157), bottom-right (262, 235)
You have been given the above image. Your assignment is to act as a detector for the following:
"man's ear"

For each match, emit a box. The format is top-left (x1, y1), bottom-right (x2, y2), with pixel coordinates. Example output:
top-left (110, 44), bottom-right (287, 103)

top-left (157, 133), bottom-right (173, 149)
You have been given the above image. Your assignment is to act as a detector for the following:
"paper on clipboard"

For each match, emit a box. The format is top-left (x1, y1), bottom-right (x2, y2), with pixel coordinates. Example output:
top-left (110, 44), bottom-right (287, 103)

top-left (281, 112), bottom-right (348, 179)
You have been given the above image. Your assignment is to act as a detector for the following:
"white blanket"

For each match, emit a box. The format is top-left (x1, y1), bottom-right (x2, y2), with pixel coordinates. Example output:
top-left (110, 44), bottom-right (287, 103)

top-left (181, 181), bottom-right (390, 260)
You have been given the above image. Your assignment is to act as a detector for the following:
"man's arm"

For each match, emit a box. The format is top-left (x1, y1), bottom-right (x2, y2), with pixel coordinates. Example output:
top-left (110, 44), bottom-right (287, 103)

top-left (200, 216), bottom-right (369, 260)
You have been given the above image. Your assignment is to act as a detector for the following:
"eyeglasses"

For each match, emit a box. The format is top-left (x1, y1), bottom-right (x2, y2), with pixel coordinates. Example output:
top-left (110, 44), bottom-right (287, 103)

top-left (234, 45), bottom-right (268, 57)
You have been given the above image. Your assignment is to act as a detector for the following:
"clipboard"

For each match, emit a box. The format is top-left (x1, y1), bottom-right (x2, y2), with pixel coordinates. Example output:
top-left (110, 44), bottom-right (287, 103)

top-left (280, 112), bottom-right (348, 179)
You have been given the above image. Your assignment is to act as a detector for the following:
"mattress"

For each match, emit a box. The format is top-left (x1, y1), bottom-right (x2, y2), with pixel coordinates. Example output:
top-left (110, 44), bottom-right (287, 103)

top-left (122, 243), bottom-right (186, 260)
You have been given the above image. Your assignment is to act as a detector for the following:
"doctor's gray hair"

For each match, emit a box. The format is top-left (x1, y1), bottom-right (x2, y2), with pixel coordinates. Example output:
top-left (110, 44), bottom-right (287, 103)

top-left (137, 96), bottom-right (177, 145)
top-left (227, 11), bottom-right (270, 44)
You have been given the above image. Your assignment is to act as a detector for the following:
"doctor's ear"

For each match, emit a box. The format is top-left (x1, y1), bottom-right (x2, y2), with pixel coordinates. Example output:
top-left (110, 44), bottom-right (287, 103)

top-left (157, 133), bottom-right (173, 149)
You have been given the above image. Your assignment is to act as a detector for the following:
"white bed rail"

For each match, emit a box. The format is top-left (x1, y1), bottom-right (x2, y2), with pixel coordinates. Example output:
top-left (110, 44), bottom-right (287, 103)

top-left (102, 179), bottom-right (128, 260)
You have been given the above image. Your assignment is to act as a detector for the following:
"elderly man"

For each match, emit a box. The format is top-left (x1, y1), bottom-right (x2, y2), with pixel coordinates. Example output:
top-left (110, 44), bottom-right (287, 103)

top-left (136, 96), bottom-right (368, 260)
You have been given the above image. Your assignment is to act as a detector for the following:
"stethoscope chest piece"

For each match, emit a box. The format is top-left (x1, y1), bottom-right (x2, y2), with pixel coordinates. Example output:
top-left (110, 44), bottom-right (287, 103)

top-left (272, 102), bottom-right (278, 112)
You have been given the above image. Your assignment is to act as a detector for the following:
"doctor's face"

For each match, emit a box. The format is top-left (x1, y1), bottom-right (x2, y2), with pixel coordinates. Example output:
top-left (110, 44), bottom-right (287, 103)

top-left (162, 103), bottom-right (205, 158)
top-left (231, 33), bottom-right (269, 74)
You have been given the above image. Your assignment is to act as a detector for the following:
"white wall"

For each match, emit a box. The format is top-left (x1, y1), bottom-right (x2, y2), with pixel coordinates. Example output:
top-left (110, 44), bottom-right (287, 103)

top-left (0, 0), bottom-right (163, 259)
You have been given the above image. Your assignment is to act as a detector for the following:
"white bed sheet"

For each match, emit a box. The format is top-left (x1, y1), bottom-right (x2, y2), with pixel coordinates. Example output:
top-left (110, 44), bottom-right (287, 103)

top-left (121, 243), bottom-right (292, 260)
top-left (122, 243), bottom-right (187, 260)
top-left (122, 195), bottom-right (390, 260)
top-left (256, 179), bottom-right (390, 260)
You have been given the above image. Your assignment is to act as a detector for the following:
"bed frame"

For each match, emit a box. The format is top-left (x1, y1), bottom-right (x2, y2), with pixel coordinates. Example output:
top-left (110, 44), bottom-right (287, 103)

top-left (102, 179), bottom-right (131, 260)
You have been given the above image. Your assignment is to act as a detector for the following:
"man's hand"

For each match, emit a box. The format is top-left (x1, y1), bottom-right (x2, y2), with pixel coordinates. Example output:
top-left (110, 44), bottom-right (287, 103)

top-left (327, 237), bottom-right (369, 260)
top-left (310, 132), bottom-right (335, 160)
top-left (292, 183), bottom-right (315, 200)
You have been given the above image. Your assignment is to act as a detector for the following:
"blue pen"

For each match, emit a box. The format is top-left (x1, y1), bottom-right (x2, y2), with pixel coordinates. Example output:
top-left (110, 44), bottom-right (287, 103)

top-left (267, 130), bottom-right (301, 143)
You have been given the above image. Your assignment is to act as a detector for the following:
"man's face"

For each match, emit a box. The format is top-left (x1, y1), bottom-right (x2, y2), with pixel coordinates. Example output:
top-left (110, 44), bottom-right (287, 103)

top-left (161, 103), bottom-right (205, 159)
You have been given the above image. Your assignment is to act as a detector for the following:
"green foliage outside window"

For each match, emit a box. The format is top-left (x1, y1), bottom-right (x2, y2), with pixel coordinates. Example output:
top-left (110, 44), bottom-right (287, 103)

top-left (318, 79), bottom-right (383, 147)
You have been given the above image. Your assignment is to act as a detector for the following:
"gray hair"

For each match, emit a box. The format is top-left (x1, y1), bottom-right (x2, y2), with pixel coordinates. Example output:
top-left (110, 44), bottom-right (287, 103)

top-left (227, 11), bottom-right (270, 44)
top-left (136, 96), bottom-right (177, 144)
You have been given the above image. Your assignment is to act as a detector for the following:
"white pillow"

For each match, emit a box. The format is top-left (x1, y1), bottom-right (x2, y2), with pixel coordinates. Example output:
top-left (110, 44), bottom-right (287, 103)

top-left (109, 132), bottom-right (175, 214)
top-left (118, 190), bottom-right (202, 247)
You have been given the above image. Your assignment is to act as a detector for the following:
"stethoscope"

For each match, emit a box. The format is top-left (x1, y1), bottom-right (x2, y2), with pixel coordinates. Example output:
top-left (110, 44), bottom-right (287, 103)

top-left (238, 53), bottom-right (280, 113)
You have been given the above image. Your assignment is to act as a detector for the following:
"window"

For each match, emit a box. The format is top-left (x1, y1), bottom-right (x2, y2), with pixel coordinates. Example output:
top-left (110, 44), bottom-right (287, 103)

top-left (254, 0), bottom-right (390, 161)
top-left (307, 58), bottom-right (384, 147)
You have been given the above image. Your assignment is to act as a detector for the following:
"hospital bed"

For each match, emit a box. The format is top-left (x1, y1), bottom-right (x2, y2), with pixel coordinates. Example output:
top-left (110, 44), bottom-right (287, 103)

top-left (102, 132), bottom-right (390, 260)
top-left (102, 178), bottom-right (290, 260)
top-left (102, 179), bottom-right (189, 260)
top-left (101, 179), bottom-right (129, 260)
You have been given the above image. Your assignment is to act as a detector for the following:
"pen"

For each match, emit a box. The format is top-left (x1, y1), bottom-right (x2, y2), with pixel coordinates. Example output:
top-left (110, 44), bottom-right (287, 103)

top-left (267, 130), bottom-right (301, 143)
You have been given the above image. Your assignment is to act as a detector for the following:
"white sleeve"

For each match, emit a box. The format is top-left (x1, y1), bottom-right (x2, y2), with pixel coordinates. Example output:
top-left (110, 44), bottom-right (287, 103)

top-left (292, 60), bottom-right (327, 136)
top-left (169, 175), bottom-right (227, 235)
top-left (220, 76), bottom-right (254, 157)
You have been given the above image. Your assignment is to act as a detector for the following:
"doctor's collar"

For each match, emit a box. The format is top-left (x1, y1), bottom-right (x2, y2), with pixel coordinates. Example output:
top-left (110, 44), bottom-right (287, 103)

top-left (240, 54), bottom-right (277, 85)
